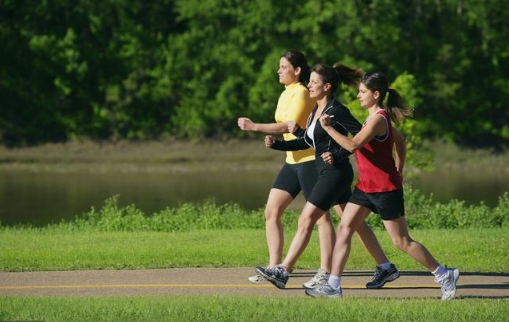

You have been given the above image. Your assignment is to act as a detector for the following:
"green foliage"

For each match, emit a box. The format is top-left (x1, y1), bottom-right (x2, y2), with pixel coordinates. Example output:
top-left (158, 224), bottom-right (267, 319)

top-left (71, 195), bottom-right (274, 232)
top-left (50, 188), bottom-right (509, 233)
top-left (0, 0), bottom-right (508, 146)
top-left (365, 188), bottom-right (509, 229)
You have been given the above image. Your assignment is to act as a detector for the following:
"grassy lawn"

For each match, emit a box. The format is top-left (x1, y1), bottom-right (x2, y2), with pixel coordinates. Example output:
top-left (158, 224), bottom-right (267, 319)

top-left (0, 296), bottom-right (507, 322)
top-left (1, 140), bottom-right (507, 321)
top-left (1, 227), bottom-right (507, 321)
top-left (1, 228), bottom-right (507, 272)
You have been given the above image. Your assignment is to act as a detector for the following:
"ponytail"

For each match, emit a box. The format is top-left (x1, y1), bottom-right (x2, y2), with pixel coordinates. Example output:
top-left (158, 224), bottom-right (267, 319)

top-left (332, 63), bottom-right (363, 87)
top-left (361, 72), bottom-right (414, 124)
top-left (299, 65), bottom-right (311, 85)
top-left (386, 89), bottom-right (413, 124)
top-left (312, 63), bottom-right (362, 94)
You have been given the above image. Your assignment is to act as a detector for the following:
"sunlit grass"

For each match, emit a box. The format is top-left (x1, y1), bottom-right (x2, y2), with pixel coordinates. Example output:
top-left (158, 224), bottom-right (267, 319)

top-left (0, 228), bottom-right (507, 272)
top-left (0, 296), bottom-right (507, 322)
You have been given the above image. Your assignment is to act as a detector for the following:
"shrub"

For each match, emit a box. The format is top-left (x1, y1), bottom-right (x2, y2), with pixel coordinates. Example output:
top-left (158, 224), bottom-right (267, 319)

top-left (7, 188), bottom-right (507, 232)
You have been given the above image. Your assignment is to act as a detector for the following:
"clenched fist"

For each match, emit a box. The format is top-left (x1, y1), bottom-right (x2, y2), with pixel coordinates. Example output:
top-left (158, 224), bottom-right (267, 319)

top-left (265, 135), bottom-right (276, 148)
top-left (321, 152), bottom-right (334, 165)
top-left (319, 115), bottom-right (331, 128)
top-left (238, 117), bottom-right (256, 131)
top-left (287, 121), bottom-right (299, 134)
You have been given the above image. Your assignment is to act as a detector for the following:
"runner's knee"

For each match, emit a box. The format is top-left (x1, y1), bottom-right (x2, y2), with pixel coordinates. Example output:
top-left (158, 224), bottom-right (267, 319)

top-left (264, 206), bottom-right (284, 222)
top-left (391, 235), bottom-right (413, 251)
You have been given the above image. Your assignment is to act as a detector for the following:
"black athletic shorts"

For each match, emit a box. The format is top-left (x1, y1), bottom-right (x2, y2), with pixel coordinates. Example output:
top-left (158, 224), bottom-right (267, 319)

top-left (307, 159), bottom-right (354, 211)
top-left (272, 160), bottom-right (317, 200)
top-left (349, 187), bottom-right (405, 220)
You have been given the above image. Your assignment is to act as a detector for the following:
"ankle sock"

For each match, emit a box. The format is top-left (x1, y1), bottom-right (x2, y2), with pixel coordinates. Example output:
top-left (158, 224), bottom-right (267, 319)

top-left (379, 262), bottom-right (392, 270)
top-left (328, 274), bottom-right (341, 289)
top-left (432, 265), bottom-right (447, 277)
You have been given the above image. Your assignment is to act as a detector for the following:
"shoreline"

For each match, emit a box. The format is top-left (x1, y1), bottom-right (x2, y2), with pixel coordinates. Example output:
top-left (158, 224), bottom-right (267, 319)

top-left (0, 139), bottom-right (508, 175)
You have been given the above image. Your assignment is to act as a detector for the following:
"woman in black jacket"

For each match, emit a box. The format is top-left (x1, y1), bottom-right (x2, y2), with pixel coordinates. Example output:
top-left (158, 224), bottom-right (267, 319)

top-left (256, 63), bottom-right (402, 290)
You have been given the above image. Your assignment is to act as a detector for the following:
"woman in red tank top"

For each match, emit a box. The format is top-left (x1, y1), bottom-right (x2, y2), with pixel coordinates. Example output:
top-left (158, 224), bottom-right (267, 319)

top-left (305, 72), bottom-right (460, 300)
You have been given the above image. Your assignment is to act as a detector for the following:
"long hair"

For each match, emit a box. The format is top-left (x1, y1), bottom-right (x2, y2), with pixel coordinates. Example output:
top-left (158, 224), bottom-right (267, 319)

top-left (282, 50), bottom-right (311, 86)
top-left (361, 72), bottom-right (413, 124)
top-left (311, 63), bottom-right (363, 94)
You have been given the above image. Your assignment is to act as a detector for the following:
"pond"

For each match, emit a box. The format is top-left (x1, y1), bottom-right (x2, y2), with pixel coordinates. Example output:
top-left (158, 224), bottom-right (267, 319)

top-left (1, 167), bottom-right (508, 226)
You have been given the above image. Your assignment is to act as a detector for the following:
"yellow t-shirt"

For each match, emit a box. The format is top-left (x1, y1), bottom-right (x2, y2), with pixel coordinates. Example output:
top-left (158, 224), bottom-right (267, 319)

top-left (274, 82), bottom-right (316, 164)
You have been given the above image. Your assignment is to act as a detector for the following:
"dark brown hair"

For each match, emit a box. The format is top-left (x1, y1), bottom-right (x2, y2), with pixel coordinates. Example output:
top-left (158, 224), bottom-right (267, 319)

top-left (282, 50), bottom-right (311, 85)
top-left (361, 72), bottom-right (413, 124)
top-left (311, 63), bottom-right (363, 94)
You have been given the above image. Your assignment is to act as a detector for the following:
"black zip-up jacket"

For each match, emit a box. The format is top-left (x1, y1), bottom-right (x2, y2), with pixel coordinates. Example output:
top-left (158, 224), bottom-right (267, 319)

top-left (271, 98), bottom-right (361, 166)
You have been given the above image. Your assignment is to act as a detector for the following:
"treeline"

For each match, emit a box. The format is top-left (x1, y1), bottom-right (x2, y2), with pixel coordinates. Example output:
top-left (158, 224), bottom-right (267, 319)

top-left (0, 0), bottom-right (508, 147)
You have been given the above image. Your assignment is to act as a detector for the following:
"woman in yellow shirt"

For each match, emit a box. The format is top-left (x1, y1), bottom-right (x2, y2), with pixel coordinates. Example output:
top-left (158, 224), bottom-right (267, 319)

top-left (238, 50), bottom-right (335, 287)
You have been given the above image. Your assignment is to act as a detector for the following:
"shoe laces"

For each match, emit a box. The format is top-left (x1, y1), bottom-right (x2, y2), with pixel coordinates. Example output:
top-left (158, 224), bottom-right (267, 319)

top-left (268, 265), bottom-right (287, 277)
top-left (372, 265), bottom-right (384, 280)
top-left (434, 271), bottom-right (448, 285)
top-left (311, 269), bottom-right (329, 283)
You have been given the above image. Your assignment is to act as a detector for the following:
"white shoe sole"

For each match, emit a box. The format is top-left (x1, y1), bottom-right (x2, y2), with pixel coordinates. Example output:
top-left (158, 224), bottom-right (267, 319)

top-left (441, 269), bottom-right (460, 300)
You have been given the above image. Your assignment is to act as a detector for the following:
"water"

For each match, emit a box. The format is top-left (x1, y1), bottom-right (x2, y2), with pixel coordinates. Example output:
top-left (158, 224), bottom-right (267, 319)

top-left (1, 168), bottom-right (508, 226)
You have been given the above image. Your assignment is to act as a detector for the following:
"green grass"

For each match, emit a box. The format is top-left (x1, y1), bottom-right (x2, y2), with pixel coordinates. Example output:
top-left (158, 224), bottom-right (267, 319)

top-left (0, 296), bottom-right (507, 322)
top-left (1, 228), bottom-right (507, 272)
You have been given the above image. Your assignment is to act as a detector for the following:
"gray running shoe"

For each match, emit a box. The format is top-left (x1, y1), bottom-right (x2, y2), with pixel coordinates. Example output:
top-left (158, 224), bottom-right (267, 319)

top-left (305, 283), bottom-right (343, 298)
top-left (302, 268), bottom-right (330, 289)
top-left (366, 264), bottom-right (400, 289)
top-left (248, 274), bottom-right (266, 284)
top-left (435, 268), bottom-right (460, 300)
top-left (256, 265), bottom-right (289, 289)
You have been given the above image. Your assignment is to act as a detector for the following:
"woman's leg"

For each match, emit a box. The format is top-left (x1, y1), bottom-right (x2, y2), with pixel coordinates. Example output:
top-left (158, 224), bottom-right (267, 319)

top-left (264, 188), bottom-right (294, 266)
top-left (315, 210), bottom-right (335, 272)
top-left (330, 203), bottom-right (372, 277)
top-left (382, 216), bottom-right (440, 271)
top-left (333, 204), bottom-right (388, 264)
top-left (281, 202), bottom-right (327, 270)
top-left (383, 216), bottom-right (460, 300)
top-left (306, 203), bottom-right (372, 297)
top-left (297, 160), bottom-right (334, 270)
top-left (256, 202), bottom-right (325, 289)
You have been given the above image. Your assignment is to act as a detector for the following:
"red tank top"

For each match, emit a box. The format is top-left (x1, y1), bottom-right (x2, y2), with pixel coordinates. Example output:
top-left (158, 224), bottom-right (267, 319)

top-left (355, 110), bottom-right (403, 193)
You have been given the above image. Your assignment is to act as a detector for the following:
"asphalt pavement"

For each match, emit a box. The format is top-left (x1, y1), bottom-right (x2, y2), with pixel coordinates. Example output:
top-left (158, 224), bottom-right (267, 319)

top-left (1, 268), bottom-right (508, 299)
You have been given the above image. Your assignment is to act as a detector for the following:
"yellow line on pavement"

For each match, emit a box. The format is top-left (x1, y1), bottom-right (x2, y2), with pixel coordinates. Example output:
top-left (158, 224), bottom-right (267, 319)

top-left (0, 283), bottom-right (439, 290)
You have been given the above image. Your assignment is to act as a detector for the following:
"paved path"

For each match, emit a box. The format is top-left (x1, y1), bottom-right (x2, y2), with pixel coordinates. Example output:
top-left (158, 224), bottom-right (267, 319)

top-left (1, 268), bottom-right (508, 299)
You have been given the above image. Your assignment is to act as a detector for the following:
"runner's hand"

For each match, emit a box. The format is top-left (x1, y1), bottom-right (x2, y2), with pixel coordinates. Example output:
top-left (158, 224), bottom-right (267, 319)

top-left (238, 117), bottom-right (255, 131)
top-left (321, 152), bottom-right (333, 165)
top-left (287, 121), bottom-right (299, 133)
top-left (265, 135), bottom-right (276, 148)
top-left (319, 115), bottom-right (331, 129)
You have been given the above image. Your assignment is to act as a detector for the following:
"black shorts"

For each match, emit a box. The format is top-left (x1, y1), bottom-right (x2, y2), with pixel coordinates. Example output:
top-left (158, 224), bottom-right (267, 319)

top-left (307, 160), bottom-right (353, 211)
top-left (272, 160), bottom-right (317, 200)
top-left (349, 187), bottom-right (405, 220)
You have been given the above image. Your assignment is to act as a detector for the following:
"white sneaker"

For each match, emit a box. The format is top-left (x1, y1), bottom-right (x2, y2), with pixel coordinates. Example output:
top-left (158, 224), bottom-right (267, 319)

top-left (305, 283), bottom-right (343, 298)
top-left (302, 268), bottom-right (330, 289)
top-left (248, 274), bottom-right (266, 284)
top-left (435, 268), bottom-right (460, 300)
